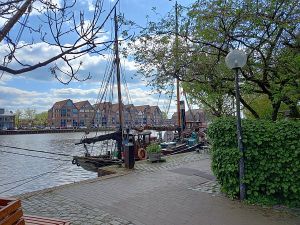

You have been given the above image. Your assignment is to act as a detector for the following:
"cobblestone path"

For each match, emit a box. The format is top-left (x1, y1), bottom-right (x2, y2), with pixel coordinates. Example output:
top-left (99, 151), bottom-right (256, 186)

top-left (22, 193), bottom-right (134, 225)
top-left (18, 152), bottom-right (299, 225)
top-left (20, 152), bottom-right (211, 225)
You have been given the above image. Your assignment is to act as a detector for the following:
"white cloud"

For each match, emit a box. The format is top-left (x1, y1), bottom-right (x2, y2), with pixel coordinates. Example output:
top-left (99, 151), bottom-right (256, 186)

top-left (0, 82), bottom-right (180, 118)
top-left (50, 88), bottom-right (98, 97)
top-left (0, 40), bottom-right (113, 83)
top-left (120, 57), bottom-right (138, 71)
top-left (0, 17), bottom-right (7, 27)
top-left (0, 86), bottom-right (40, 97)
top-left (0, 73), bottom-right (13, 85)
top-left (87, 0), bottom-right (95, 11)
top-left (30, 0), bottom-right (62, 16)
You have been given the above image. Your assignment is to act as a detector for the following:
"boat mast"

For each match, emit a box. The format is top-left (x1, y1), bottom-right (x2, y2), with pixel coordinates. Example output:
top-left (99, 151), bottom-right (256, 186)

top-left (175, 1), bottom-right (181, 130)
top-left (114, 7), bottom-right (123, 131)
top-left (114, 6), bottom-right (123, 160)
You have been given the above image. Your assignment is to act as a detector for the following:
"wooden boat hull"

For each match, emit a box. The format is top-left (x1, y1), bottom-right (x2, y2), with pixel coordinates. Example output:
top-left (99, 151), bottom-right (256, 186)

top-left (73, 156), bottom-right (122, 172)
top-left (161, 142), bottom-right (203, 155)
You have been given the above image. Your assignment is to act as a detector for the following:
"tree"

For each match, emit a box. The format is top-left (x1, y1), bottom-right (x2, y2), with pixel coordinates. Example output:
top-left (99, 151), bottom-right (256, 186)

top-left (186, 0), bottom-right (299, 120)
top-left (14, 109), bottom-right (23, 128)
top-left (34, 111), bottom-right (48, 126)
top-left (0, 0), bottom-right (122, 84)
top-left (161, 111), bottom-right (168, 120)
top-left (133, 0), bottom-right (299, 120)
top-left (23, 108), bottom-right (36, 127)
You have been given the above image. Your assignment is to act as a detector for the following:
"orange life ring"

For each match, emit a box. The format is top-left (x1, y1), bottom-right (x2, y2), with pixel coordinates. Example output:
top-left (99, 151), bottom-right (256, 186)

top-left (137, 148), bottom-right (146, 160)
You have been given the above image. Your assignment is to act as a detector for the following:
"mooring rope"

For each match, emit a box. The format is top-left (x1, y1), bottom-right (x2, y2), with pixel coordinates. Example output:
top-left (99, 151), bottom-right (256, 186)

top-left (0, 144), bottom-right (72, 157)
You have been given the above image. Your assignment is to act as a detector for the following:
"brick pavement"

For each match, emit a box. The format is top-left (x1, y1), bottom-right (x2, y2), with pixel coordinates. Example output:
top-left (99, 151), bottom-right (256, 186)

top-left (19, 152), bottom-right (300, 225)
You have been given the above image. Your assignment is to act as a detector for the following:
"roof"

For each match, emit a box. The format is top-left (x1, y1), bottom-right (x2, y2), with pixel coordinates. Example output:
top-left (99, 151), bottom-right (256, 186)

top-left (74, 100), bottom-right (92, 109)
top-left (135, 105), bottom-right (150, 112)
top-left (94, 102), bottom-right (112, 111)
top-left (149, 106), bottom-right (160, 113)
top-left (124, 104), bottom-right (134, 109)
top-left (185, 109), bottom-right (204, 114)
top-left (0, 109), bottom-right (15, 116)
top-left (52, 99), bottom-right (72, 109)
top-left (171, 109), bottom-right (205, 120)
top-left (111, 103), bottom-right (125, 112)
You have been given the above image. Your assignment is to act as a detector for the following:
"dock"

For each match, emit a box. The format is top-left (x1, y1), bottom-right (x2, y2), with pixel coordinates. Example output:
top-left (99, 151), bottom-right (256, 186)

top-left (0, 128), bottom-right (114, 135)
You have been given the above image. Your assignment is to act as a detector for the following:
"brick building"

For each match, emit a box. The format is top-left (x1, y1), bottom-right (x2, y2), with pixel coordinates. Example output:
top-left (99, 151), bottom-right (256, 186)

top-left (171, 109), bottom-right (206, 126)
top-left (75, 101), bottom-right (94, 127)
top-left (48, 99), bottom-right (79, 128)
top-left (94, 102), bottom-right (113, 127)
top-left (49, 100), bottom-right (164, 128)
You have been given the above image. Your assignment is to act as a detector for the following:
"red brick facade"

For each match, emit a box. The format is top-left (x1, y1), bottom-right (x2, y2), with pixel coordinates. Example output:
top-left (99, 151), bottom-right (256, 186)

top-left (48, 100), bottom-right (164, 128)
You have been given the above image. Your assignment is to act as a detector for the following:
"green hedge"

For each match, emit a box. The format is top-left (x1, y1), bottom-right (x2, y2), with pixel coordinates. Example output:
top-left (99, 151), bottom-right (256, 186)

top-left (207, 117), bottom-right (300, 207)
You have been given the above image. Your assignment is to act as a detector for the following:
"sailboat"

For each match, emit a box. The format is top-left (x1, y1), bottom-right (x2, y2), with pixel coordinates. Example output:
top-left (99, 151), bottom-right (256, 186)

top-left (73, 6), bottom-right (153, 172)
top-left (72, 2), bottom-right (205, 172)
top-left (158, 1), bottom-right (204, 155)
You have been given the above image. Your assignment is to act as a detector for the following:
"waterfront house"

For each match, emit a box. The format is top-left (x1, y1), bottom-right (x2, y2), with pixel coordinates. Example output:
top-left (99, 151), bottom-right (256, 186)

top-left (0, 108), bottom-right (15, 130)
top-left (111, 103), bottom-right (125, 127)
top-left (149, 106), bottom-right (163, 125)
top-left (74, 100), bottom-right (94, 127)
top-left (48, 99), bottom-right (79, 128)
top-left (171, 109), bottom-right (206, 127)
top-left (49, 99), bottom-right (164, 128)
top-left (185, 109), bottom-right (206, 122)
top-left (124, 104), bottom-right (138, 127)
top-left (94, 102), bottom-right (113, 127)
top-left (135, 105), bottom-right (150, 125)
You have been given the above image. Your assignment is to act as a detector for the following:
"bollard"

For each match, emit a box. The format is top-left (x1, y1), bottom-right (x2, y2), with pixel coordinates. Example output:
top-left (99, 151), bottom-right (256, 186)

top-left (124, 142), bottom-right (135, 169)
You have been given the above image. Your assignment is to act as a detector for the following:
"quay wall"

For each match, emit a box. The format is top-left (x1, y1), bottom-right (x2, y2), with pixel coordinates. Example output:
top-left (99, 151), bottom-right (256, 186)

top-left (0, 128), bottom-right (114, 135)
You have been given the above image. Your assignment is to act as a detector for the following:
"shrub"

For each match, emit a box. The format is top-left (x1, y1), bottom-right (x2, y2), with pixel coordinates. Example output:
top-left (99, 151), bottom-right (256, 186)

top-left (146, 143), bottom-right (161, 154)
top-left (207, 117), bottom-right (300, 207)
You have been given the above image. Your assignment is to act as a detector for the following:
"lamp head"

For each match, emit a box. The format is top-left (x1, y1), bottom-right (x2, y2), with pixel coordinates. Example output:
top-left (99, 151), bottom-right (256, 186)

top-left (225, 49), bottom-right (247, 69)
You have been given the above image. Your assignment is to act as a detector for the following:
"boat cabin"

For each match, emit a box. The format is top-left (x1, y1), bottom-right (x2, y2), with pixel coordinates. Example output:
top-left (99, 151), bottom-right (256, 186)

top-left (126, 131), bottom-right (153, 160)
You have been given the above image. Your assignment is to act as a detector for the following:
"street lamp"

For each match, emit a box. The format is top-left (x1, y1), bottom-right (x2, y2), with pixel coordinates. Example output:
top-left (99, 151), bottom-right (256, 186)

top-left (225, 49), bottom-right (247, 200)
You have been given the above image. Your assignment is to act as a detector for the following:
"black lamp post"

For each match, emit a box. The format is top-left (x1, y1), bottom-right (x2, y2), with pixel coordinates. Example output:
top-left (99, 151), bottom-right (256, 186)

top-left (225, 49), bottom-right (247, 200)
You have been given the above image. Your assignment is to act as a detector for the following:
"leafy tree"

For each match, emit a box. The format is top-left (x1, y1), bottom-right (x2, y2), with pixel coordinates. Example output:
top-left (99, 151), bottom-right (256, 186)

top-left (34, 111), bottom-right (48, 126)
top-left (161, 111), bottom-right (168, 120)
top-left (14, 109), bottom-right (23, 128)
top-left (23, 108), bottom-right (36, 127)
top-left (133, 0), bottom-right (300, 120)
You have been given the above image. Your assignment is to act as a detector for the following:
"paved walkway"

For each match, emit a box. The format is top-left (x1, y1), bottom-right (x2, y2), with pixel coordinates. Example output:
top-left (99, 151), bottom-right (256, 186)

top-left (18, 152), bottom-right (299, 225)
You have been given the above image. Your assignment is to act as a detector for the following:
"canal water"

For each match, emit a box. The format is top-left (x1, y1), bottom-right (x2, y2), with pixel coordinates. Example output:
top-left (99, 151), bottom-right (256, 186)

top-left (0, 131), bottom-right (119, 197)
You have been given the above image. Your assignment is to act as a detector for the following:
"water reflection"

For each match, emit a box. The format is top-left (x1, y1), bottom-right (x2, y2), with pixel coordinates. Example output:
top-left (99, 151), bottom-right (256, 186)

top-left (0, 132), bottom-right (105, 196)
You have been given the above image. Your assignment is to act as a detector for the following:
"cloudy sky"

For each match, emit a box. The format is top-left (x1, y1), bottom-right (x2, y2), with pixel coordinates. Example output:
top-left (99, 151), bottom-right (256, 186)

top-left (0, 0), bottom-right (194, 117)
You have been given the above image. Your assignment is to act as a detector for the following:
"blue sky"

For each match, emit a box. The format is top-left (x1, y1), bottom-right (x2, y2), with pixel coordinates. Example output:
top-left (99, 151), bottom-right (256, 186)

top-left (0, 0), bottom-right (195, 117)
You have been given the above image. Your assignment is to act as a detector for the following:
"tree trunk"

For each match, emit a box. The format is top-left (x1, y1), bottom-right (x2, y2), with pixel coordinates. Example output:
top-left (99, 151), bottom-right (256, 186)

top-left (239, 96), bottom-right (260, 119)
top-left (271, 101), bottom-right (281, 121)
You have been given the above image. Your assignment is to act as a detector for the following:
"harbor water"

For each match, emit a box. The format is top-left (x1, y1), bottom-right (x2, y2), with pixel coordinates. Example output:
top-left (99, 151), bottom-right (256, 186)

top-left (0, 131), bottom-right (115, 196)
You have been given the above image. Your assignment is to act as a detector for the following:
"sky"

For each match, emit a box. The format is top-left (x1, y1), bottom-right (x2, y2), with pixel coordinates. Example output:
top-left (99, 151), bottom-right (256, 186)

top-left (0, 0), bottom-right (195, 118)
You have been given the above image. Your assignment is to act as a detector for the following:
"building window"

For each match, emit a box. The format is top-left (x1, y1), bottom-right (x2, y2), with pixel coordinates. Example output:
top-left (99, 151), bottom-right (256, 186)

top-left (61, 108), bottom-right (67, 117)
